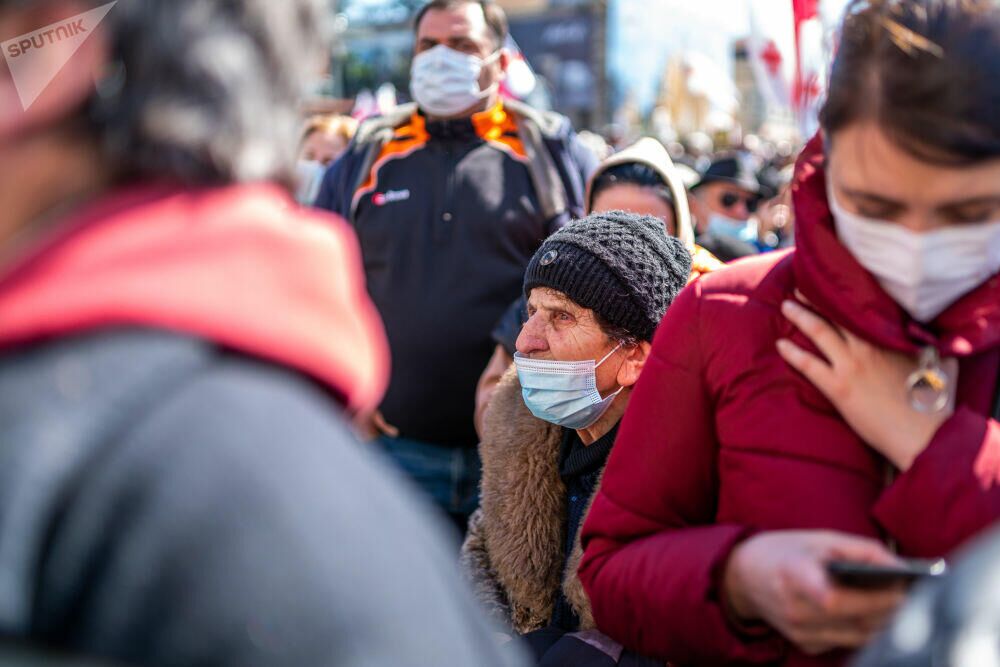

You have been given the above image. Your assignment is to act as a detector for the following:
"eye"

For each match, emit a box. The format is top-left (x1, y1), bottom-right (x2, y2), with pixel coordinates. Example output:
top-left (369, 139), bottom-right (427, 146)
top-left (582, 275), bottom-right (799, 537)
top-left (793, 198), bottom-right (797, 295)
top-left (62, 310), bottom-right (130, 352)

top-left (450, 38), bottom-right (481, 55)
top-left (946, 205), bottom-right (999, 225)
top-left (854, 202), bottom-right (900, 220)
top-left (553, 311), bottom-right (573, 323)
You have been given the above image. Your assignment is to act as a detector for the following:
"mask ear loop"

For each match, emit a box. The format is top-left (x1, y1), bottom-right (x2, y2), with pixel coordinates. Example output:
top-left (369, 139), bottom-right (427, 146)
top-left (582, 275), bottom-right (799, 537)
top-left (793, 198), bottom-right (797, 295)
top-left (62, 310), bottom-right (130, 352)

top-left (595, 343), bottom-right (623, 368)
top-left (594, 343), bottom-right (626, 401)
top-left (473, 50), bottom-right (504, 100)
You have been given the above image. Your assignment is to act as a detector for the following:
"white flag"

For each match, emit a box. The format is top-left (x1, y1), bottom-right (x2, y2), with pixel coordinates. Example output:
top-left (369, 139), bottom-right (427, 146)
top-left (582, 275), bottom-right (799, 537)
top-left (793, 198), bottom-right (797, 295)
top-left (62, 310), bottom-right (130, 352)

top-left (747, 0), bottom-right (796, 113)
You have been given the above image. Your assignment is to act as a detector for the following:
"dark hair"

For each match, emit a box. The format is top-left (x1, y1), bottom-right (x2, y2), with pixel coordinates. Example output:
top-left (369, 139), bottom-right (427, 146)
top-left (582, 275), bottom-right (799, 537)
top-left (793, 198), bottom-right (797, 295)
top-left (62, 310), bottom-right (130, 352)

top-left (820, 0), bottom-right (1000, 164)
top-left (59, 0), bottom-right (327, 188)
top-left (413, 0), bottom-right (509, 48)
top-left (595, 314), bottom-right (641, 350)
top-left (589, 163), bottom-right (673, 210)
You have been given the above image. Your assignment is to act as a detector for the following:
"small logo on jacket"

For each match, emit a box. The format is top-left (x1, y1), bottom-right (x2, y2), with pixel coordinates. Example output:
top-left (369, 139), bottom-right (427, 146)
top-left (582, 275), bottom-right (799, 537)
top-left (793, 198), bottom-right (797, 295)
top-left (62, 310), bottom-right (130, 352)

top-left (372, 189), bottom-right (411, 206)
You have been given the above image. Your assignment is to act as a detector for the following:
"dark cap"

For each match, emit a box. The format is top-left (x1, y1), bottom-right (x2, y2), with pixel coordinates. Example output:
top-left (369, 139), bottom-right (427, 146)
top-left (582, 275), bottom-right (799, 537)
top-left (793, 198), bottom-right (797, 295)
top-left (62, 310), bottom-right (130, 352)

top-left (523, 211), bottom-right (692, 341)
top-left (692, 153), bottom-right (761, 194)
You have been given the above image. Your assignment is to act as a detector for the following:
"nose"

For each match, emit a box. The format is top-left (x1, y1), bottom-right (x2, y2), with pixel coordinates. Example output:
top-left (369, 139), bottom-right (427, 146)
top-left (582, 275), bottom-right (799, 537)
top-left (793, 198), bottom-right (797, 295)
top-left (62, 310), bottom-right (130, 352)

top-left (727, 199), bottom-right (750, 220)
top-left (516, 313), bottom-right (548, 357)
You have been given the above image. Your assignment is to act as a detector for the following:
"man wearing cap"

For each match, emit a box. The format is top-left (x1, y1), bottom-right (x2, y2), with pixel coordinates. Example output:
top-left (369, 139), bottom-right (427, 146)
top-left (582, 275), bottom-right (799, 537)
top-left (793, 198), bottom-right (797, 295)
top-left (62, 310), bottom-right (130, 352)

top-left (689, 152), bottom-right (763, 262)
top-left (460, 211), bottom-right (691, 666)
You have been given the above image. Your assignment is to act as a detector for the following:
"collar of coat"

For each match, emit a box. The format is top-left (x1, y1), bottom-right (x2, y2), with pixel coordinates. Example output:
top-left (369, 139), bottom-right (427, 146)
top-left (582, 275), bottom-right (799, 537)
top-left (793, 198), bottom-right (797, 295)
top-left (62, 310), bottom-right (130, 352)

top-left (479, 367), bottom-right (607, 634)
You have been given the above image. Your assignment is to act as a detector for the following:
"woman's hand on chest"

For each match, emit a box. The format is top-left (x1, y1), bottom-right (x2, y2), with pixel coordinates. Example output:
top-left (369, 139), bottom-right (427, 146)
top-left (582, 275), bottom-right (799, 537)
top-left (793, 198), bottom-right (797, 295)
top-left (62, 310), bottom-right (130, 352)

top-left (776, 297), bottom-right (957, 471)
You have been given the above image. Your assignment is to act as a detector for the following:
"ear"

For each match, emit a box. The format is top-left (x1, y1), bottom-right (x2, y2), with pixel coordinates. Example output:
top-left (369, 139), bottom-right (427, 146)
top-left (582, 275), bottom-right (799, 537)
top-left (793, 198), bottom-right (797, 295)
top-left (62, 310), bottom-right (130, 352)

top-left (687, 191), bottom-right (706, 229)
top-left (0, 1), bottom-right (110, 143)
top-left (616, 340), bottom-right (652, 388)
top-left (497, 47), bottom-right (510, 74)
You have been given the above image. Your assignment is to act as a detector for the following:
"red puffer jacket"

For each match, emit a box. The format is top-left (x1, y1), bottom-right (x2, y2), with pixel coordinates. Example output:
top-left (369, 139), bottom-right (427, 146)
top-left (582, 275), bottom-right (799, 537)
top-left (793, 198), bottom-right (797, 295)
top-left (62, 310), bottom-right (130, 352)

top-left (579, 136), bottom-right (1000, 666)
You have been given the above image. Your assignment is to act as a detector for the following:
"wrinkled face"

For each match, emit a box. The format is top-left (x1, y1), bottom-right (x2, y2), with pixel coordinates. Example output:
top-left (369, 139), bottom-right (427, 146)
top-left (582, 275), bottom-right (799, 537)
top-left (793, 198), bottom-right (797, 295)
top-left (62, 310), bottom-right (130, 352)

top-left (516, 287), bottom-right (624, 395)
top-left (827, 121), bottom-right (1000, 232)
top-left (591, 183), bottom-right (677, 237)
top-left (413, 3), bottom-right (506, 115)
top-left (693, 181), bottom-right (759, 223)
top-left (299, 131), bottom-right (348, 167)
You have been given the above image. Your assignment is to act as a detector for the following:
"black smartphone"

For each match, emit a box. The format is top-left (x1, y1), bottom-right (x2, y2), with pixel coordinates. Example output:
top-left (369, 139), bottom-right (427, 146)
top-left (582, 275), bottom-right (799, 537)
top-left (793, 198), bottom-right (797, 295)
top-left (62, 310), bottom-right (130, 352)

top-left (826, 559), bottom-right (947, 589)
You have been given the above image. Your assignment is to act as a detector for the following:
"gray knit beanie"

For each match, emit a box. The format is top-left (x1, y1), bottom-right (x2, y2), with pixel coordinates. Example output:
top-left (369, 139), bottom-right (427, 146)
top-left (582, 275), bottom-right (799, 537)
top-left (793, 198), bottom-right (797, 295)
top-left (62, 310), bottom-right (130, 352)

top-left (523, 210), bottom-right (692, 341)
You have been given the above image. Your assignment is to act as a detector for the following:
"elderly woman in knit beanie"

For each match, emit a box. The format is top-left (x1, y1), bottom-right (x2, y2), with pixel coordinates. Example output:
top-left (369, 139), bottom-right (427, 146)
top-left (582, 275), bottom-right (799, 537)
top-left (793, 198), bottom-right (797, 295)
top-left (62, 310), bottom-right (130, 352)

top-left (474, 138), bottom-right (722, 438)
top-left (460, 210), bottom-right (691, 667)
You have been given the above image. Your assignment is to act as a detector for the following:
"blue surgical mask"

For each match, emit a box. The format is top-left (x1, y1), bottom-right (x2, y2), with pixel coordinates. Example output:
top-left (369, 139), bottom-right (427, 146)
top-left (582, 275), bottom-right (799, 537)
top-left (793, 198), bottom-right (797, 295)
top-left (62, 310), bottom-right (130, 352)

top-left (514, 345), bottom-right (624, 430)
top-left (707, 213), bottom-right (757, 243)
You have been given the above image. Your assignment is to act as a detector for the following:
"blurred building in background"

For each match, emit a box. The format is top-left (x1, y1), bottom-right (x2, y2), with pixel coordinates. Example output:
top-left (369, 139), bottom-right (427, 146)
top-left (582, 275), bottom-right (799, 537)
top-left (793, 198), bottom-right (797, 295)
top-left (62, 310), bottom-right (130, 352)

top-left (323, 0), bottom-right (848, 148)
top-left (732, 38), bottom-right (797, 143)
top-left (501, 0), bottom-right (608, 130)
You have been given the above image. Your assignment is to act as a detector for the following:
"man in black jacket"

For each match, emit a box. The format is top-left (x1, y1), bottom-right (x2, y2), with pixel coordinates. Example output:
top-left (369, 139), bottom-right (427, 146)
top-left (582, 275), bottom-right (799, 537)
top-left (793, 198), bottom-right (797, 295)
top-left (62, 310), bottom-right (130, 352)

top-left (0, 0), bottom-right (524, 665)
top-left (316, 0), bottom-right (596, 528)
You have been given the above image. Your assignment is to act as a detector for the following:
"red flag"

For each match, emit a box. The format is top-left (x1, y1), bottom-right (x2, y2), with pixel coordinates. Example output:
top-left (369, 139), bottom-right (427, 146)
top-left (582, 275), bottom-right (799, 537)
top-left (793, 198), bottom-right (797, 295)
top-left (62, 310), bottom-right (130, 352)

top-left (792, 0), bottom-right (826, 134)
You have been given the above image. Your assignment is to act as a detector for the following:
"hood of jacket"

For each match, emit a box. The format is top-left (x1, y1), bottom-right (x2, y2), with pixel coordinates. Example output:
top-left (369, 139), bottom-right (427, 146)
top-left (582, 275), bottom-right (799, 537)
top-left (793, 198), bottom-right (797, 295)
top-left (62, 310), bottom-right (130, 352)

top-left (0, 183), bottom-right (390, 412)
top-left (585, 137), bottom-right (696, 252)
top-left (793, 134), bottom-right (1000, 357)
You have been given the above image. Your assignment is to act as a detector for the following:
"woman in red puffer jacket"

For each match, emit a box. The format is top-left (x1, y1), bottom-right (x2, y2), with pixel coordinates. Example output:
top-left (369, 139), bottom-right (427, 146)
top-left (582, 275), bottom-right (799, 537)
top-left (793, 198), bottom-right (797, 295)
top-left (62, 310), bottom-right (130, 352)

top-left (579, 1), bottom-right (1000, 665)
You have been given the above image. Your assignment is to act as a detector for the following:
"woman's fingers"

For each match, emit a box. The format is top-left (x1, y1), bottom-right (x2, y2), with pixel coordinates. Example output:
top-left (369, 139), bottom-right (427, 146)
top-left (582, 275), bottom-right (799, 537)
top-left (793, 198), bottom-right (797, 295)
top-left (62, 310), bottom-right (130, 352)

top-left (781, 300), bottom-right (849, 364)
top-left (777, 338), bottom-right (837, 396)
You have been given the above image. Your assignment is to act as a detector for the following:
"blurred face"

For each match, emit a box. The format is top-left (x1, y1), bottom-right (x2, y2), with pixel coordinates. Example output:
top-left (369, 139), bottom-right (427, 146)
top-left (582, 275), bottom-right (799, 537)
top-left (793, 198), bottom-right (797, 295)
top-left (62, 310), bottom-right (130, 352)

top-left (0, 1), bottom-right (110, 255)
top-left (414, 3), bottom-right (507, 117)
top-left (755, 186), bottom-right (794, 239)
top-left (693, 181), bottom-right (759, 223)
top-left (827, 121), bottom-right (1000, 232)
top-left (516, 287), bottom-right (627, 397)
top-left (299, 131), bottom-right (347, 167)
top-left (591, 184), bottom-right (677, 237)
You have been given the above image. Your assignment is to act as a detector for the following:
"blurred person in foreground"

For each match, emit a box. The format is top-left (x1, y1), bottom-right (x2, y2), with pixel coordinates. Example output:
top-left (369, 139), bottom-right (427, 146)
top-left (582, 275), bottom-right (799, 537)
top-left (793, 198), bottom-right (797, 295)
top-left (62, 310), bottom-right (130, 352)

top-left (316, 0), bottom-right (595, 528)
top-left (581, 1), bottom-right (1000, 664)
top-left (853, 524), bottom-right (1000, 667)
top-left (473, 138), bottom-right (723, 437)
top-left (689, 152), bottom-right (763, 261)
top-left (461, 212), bottom-right (691, 666)
top-left (296, 113), bottom-right (358, 205)
top-left (0, 1), bottom-right (524, 666)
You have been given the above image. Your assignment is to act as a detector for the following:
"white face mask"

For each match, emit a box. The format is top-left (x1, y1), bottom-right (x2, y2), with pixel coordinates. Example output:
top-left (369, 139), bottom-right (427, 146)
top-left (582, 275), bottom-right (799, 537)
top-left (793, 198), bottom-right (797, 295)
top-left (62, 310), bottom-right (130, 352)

top-left (829, 184), bottom-right (1000, 322)
top-left (409, 44), bottom-right (500, 118)
top-left (295, 160), bottom-right (326, 206)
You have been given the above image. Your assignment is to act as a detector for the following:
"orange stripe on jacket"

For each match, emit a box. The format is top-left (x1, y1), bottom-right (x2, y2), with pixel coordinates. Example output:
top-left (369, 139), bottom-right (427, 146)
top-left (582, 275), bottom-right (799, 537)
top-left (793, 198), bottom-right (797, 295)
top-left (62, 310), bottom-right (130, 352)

top-left (688, 245), bottom-right (725, 283)
top-left (353, 104), bottom-right (528, 209)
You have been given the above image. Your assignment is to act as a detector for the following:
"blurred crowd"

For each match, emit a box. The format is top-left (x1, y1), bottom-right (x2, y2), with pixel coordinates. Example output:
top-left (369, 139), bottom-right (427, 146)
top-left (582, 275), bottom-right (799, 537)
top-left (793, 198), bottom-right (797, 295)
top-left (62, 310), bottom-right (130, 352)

top-left (2, 0), bottom-right (1000, 666)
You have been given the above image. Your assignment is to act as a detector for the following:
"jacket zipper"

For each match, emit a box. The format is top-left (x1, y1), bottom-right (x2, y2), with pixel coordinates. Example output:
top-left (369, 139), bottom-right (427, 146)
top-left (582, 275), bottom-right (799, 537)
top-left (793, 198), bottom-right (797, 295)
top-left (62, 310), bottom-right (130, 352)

top-left (437, 143), bottom-right (458, 244)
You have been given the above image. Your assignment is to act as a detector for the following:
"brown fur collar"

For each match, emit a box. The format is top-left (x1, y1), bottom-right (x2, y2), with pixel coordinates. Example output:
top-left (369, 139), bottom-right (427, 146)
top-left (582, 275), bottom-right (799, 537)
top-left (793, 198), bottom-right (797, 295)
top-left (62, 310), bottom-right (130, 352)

top-left (479, 367), bottom-right (604, 634)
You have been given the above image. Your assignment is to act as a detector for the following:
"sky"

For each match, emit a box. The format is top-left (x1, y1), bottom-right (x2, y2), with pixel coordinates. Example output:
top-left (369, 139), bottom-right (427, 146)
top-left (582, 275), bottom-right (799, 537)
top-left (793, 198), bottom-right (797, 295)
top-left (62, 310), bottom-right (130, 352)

top-left (609, 0), bottom-right (852, 113)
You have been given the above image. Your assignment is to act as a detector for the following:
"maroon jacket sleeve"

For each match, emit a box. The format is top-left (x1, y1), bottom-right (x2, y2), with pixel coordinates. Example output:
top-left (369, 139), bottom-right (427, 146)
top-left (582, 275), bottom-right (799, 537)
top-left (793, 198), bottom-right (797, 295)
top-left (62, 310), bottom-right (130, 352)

top-left (579, 283), bottom-right (786, 665)
top-left (873, 406), bottom-right (1000, 557)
